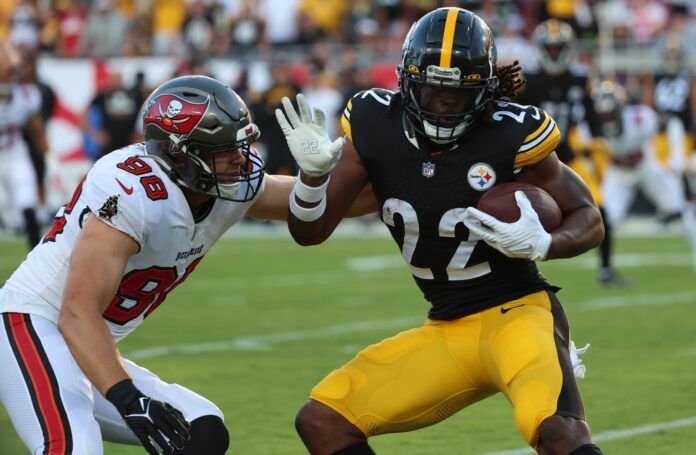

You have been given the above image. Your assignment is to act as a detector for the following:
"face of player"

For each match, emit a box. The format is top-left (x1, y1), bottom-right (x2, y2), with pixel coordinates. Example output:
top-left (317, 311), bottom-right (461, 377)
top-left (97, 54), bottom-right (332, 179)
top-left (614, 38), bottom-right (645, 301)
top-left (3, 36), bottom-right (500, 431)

top-left (199, 146), bottom-right (247, 183)
top-left (419, 86), bottom-right (482, 125)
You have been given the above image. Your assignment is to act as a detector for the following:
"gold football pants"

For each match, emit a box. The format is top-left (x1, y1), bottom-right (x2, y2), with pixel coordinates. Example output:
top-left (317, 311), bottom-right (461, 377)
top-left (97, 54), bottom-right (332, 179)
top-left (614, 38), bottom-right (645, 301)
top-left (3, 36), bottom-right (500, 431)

top-left (310, 290), bottom-right (584, 447)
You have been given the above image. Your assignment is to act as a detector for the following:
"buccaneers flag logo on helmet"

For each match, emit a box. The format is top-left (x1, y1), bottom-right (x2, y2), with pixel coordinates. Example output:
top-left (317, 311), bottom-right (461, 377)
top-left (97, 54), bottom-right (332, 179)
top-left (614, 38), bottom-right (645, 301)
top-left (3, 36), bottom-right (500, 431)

top-left (143, 94), bottom-right (210, 134)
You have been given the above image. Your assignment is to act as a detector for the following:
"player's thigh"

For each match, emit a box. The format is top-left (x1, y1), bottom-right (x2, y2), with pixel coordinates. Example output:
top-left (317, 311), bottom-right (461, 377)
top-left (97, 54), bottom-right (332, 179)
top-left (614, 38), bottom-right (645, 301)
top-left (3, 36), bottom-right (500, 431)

top-left (310, 322), bottom-right (494, 437)
top-left (93, 358), bottom-right (225, 444)
top-left (483, 291), bottom-right (584, 446)
top-left (601, 167), bottom-right (635, 225)
top-left (0, 313), bottom-right (102, 455)
top-left (8, 147), bottom-right (39, 210)
top-left (640, 165), bottom-right (686, 215)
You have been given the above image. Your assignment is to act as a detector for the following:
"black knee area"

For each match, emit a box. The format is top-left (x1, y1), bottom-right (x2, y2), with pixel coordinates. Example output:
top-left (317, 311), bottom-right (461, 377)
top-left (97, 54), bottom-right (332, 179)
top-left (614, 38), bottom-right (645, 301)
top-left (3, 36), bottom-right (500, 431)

top-left (175, 415), bottom-right (229, 455)
top-left (569, 443), bottom-right (604, 455)
top-left (538, 415), bottom-right (592, 453)
top-left (598, 206), bottom-right (612, 268)
top-left (295, 401), bottom-right (358, 438)
top-left (332, 442), bottom-right (376, 455)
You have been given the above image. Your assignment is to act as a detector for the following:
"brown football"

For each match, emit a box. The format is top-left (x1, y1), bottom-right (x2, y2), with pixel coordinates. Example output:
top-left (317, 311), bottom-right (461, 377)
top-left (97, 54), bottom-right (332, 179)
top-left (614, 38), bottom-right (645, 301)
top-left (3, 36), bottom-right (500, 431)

top-left (476, 182), bottom-right (562, 232)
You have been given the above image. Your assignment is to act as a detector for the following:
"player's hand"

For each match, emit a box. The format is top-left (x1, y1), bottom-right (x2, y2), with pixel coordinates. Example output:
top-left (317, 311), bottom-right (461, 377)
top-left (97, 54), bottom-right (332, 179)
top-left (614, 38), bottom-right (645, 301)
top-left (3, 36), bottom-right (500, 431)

top-left (570, 340), bottom-right (590, 379)
top-left (106, 380), bottom-right (190, 454)
top-left (275, 94), bottom-right (344, 177)
top-left (463, 191), bottom-right (552, 261)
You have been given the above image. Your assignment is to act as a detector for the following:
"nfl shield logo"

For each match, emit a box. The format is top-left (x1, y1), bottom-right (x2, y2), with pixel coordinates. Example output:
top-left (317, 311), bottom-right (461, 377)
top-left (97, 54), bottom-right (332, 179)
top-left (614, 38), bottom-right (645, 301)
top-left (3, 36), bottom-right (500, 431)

top-left (422, 162), bottom-right (436, 178)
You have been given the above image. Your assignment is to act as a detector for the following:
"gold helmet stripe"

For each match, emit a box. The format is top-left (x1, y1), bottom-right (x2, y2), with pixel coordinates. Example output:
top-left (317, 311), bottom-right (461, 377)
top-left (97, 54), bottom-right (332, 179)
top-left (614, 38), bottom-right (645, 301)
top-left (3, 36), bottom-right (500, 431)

top-left (439, 8), bottom-right (459, 68)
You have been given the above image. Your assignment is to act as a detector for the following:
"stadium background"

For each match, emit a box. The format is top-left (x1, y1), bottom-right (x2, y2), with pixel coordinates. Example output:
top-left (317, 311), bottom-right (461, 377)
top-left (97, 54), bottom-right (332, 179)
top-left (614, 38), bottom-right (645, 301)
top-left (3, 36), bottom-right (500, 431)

top-left (1, 0), bottom-right (696, 453)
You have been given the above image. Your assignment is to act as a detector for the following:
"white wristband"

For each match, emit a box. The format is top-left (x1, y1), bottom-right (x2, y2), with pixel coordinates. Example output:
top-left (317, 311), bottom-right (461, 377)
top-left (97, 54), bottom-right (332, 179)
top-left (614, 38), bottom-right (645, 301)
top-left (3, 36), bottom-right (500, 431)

top-left (293, 174), bottom-right (329, 203)
top-left (289, 190), bottom-right (327, 222)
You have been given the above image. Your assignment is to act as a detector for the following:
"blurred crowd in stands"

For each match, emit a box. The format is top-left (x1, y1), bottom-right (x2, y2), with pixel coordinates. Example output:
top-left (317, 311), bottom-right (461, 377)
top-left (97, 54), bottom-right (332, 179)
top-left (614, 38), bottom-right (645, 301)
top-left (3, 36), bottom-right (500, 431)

top-left (2, 1), bottom-right (695, 60)
top-left (2, 0), bottom-right (696, 177)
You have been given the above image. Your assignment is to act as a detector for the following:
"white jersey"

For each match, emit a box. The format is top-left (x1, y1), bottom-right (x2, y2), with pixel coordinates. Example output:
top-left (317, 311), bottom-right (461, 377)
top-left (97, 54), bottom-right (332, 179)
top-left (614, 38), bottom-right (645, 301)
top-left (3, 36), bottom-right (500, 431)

top-left (0, 144), bottom-right (264, 341)
top-left (606, 104), bottom-right (659, 160)
top-left (0, 84), bottom-right (41, 153)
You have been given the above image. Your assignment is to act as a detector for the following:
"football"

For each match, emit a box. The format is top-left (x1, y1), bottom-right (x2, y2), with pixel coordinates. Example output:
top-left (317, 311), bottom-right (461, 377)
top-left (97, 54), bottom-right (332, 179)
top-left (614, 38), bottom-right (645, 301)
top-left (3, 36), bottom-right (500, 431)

top-left (476, 182), bottom-right (562, 231)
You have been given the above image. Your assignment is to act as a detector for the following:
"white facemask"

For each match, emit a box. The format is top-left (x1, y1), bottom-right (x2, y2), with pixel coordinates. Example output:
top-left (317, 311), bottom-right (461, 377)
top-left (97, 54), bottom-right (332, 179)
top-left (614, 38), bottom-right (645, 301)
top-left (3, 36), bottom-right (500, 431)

top-left (422, 118), bottom-right (474, 144)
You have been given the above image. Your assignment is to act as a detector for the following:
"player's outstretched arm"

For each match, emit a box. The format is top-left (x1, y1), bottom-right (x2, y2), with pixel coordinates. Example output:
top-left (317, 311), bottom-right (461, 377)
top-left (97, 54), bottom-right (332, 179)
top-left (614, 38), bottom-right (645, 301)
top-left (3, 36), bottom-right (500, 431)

top-left (246, 174), bottom-right (378, 222)
top-left (58, 215), bottom-right (190, 453)
top-left (517, 152), bottom-right (605, 259)
top-left (275, 95), bottom-right (371, 244)
top-left (58, 215), bottom-right (139, 394)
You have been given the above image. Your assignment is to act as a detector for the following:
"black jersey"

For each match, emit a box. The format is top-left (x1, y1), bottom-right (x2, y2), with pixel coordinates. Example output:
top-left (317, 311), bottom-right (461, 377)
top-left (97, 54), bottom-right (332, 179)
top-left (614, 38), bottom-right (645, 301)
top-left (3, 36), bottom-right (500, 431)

top-left (517, 69), bottom-right (593, 164)
top-left (653, 72), bottom-right (693, 130)
top-left (342, 89), bottom-right (561, 320)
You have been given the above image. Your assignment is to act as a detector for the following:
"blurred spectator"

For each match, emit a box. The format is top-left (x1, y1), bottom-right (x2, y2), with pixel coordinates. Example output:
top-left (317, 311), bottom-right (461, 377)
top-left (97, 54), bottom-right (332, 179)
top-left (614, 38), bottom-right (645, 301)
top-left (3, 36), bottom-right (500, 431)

top-left (540, 0), bottom-right (594, 36)
top-left (260, 0), bottom-right (300, 46)
top-left (81, 0), bottom-right (127, 58)
top-left (55, 0), bottom-right (87, 57)
top-left (85, 71), bottom-right (144, 160)
top-left (152, 0), bottom-right (186, 56)
top-left (182, 1), bottom-right (213, 55)
top-left (225, 0), bottom-right (263, 51)
top-left (340, 61), bottom-right (373, 105)
top-left (304, 69), bottom-right (342, 139)
top-left (629, 0), bottom-right (669, 47)
top-left (8, 0), bottom-right (41, 51)
top-left (252, 61), bottom-right (301, 174)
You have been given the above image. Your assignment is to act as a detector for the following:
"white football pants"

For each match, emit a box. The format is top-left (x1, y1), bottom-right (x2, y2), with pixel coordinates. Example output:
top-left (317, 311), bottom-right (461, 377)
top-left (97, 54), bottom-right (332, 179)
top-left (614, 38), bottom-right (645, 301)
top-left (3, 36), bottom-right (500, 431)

top-left (0, 312), bottom-right (223, 455)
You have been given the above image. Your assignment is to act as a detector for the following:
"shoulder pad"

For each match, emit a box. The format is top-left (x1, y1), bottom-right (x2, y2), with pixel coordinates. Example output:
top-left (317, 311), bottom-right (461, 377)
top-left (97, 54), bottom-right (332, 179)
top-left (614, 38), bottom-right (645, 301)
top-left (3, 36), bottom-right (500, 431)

top-left (569, 66), bottom-right (591, 78)
top-left (488, 102), bottom-right (560, 168)
top-left (341, 88), bottom-right (396, 143)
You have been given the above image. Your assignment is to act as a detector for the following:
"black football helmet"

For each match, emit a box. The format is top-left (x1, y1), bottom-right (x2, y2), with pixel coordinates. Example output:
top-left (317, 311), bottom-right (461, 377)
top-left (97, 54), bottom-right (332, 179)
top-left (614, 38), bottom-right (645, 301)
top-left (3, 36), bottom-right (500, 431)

top-left (143, 75), bottom-right (264, 202)
top-left (591, 80), bottom-right (626, 138)
top-left (397, 7), bottom-right (498, 143)
top-left (533, 19), bottom-right (576, 75)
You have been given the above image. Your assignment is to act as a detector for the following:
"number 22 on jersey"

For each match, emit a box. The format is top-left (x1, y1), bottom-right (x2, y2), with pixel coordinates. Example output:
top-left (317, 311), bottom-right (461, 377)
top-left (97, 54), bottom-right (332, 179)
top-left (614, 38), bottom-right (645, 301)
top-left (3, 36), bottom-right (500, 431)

top-left (383, 199), bottom-right (491, 281)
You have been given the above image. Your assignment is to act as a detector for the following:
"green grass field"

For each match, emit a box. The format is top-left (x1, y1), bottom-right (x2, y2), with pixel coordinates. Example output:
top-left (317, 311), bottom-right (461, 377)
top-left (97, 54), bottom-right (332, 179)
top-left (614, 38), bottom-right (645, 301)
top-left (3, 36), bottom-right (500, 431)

top-left (1, 229), bottom-right (695, 454)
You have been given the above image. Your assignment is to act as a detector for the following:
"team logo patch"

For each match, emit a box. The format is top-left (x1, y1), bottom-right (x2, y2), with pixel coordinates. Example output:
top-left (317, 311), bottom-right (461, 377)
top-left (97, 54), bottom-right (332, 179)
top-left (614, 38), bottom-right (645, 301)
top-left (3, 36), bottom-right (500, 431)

top-left (422, 162), bottom-right (436, 178)
top-left (467, 163), bottom-right (496, 191)
top-left (143, 94), bottom-right (209, 134)
top-left (98, 195), bottom-right (119, 221)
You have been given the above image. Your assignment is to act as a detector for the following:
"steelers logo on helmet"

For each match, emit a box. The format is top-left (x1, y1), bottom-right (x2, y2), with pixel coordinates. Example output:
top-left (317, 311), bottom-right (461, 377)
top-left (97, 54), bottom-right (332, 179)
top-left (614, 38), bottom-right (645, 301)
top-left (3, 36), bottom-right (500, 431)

top-left (397, 7), bottom-right (499, 143)
top-left (143, 75), bottom-right (264, 202)
top-left (467, 162), bottom-right (496, 191)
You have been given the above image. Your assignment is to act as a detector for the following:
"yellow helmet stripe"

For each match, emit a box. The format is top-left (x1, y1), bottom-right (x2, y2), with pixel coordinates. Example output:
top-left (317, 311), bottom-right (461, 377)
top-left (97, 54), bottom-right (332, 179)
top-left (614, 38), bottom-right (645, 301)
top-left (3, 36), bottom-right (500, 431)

top-left (439, 8), bottom-right (459, 68)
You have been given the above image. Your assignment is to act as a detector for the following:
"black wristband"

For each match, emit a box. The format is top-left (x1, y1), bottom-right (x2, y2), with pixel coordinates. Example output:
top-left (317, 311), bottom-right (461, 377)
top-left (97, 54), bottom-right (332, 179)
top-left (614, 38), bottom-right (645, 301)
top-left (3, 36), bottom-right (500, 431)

top-left (105, 379), bottom-right (143, 415)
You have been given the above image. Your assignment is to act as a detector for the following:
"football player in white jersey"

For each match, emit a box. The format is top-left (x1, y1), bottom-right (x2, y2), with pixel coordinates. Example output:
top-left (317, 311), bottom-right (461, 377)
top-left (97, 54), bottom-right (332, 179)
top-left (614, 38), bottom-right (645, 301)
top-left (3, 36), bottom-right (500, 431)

top-left (594, 80), bottom-right (696, 267)
top-left (0, 75), bottom-right (376, 454)
top-left (0, 39), bottom-right (47, 248)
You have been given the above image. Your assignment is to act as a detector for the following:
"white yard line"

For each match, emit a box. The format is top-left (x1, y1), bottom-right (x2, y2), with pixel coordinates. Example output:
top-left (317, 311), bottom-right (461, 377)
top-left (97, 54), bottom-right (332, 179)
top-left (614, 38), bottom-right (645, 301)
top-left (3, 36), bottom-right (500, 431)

top-left (580, 291), bottom-right (696, 311)
top-left (480, 416), bottom-right (696, 455)
top-left (345, 252), bottom-right (693, 273)
top-left (128, 292), bottom-right (696, 360)
top-left (555, 252), bottom-right (693, 270)
top-left (126, 316), bottom-right (421, 360)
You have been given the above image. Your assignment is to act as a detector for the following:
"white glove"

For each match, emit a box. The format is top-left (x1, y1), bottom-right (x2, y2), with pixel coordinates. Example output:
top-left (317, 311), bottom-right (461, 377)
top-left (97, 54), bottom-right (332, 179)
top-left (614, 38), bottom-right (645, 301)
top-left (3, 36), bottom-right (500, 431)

top-left (463, 191), bottom-right (552, 261)
top-left (570, 341), bottom-right (590, 379)
top-left (275, 94), bottom-right (344, 177)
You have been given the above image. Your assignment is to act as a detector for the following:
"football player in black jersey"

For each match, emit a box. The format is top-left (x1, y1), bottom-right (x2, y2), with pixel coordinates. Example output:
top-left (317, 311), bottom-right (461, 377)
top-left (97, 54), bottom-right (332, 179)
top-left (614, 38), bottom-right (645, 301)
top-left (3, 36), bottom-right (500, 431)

top-left (647, 37), bottom-right (696, 205)
top-left (277, 8), bottom-right (604, 455)
top-left (518, 19), bottom-right (627, 288)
